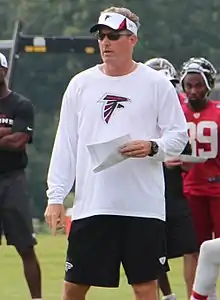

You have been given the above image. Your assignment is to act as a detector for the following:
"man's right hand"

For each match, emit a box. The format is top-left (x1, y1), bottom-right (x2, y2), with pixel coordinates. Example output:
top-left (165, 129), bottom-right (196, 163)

top-left (44, 204), bottom-right (65, 236)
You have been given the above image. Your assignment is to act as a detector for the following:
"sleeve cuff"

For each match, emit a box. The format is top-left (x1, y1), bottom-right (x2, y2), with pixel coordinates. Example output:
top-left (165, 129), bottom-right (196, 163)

top-left (47, 198), bottom-right (64, 205)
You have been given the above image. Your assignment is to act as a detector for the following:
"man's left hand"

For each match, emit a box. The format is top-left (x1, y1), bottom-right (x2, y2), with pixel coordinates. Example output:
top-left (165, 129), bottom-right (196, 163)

top-left (120, 140), bottom-right (152, 158)
top-left (165, 160), bottom-right (183, 168)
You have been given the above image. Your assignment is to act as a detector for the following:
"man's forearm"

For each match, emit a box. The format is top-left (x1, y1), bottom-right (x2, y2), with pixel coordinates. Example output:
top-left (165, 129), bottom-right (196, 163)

top-left (0, 133), bottom-right (28, 150)
top-left (0, 128), bottom-right (12, 138)
top-left (0, 138), bottom-right (25, 150)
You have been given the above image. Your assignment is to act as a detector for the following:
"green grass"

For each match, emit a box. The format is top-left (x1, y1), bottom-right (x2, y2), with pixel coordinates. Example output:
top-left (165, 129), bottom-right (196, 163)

top-left (0, 235), bottom-right (219, 299)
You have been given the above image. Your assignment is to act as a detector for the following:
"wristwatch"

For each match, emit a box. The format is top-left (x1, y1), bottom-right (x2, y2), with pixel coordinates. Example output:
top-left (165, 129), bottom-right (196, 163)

top-left (148, 141), bottom-right (159, 157)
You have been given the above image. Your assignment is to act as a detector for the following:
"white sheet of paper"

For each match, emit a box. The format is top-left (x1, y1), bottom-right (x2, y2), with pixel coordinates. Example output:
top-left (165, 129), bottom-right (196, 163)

top-left (179, 154), bottom-right (207, 163)
top-left (87, 134), bottom-right (132, 173)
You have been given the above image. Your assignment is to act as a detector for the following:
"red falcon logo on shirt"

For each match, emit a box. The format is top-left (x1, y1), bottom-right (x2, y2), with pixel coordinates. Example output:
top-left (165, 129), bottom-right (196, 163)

top-left (99, 94), bottom-right (130, 124)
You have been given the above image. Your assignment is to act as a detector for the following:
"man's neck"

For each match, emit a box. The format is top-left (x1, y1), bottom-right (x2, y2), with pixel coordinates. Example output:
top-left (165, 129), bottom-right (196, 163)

top-left (102, 60), bottom-right (137, 77)
top-left (0, 84), bottom-right (10, 99)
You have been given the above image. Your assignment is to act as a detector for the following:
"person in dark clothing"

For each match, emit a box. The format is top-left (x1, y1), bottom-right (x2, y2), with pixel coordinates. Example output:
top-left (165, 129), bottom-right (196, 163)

top-left (0, 53), bottom-right (42, 300)
top-left (145, 58), bottom-right (198, 300)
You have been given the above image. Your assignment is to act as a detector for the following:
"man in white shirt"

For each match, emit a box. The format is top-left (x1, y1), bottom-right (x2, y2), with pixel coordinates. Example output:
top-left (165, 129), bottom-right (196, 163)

top-left (45, 6), bottom-right (188, 300)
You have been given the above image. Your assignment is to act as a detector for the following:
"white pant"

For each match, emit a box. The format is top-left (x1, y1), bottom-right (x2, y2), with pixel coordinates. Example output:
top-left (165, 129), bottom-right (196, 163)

top-left (193, 238), bottom-right (220, 297)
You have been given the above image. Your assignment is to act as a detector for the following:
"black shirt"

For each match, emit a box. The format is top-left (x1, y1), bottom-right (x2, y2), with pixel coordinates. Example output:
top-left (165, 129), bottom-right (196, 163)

top-left (0, 92), bottom-right (34, 174)
top-left (164, 142), bottom-right (192, 217)
top-left (164, 166), bottom-right (189, 217)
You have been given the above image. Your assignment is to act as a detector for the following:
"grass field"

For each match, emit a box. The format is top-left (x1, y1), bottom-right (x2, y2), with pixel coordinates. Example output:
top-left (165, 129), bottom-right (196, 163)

top-left (0, 234), bottom-right (219, 299)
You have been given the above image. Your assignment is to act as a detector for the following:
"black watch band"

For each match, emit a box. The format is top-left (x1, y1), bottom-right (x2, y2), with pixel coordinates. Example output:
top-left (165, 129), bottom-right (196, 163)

top-left (148, 141), bottom-right (159, 157)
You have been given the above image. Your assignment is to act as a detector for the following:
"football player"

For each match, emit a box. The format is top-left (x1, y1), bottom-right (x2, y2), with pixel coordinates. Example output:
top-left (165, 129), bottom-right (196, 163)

top-left (181, 57), bottom-right (219, 300)
top-left (191, 238), bottom-right (220, 300)
top-left (0, 53), bottom-right (42, 299)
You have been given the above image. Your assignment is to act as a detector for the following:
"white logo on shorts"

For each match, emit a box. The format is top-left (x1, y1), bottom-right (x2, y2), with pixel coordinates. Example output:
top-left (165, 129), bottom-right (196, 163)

top-left (159, 256), bottom-right (166, 265)
top-left (65, 261), bottom-right (73, 272)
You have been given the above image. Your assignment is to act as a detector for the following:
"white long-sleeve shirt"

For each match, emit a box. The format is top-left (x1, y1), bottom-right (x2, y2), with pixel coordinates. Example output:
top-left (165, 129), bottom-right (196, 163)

top-left (47, 63), bottom-right (188, 221)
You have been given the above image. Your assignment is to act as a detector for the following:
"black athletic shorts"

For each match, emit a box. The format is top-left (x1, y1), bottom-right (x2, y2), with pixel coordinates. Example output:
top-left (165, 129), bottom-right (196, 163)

top-left (65, 215), bottom-right (167, 287)
top-left (166, 213), bottom-right (198, 259)
top-left (0, 170), bottom-right (37, 250)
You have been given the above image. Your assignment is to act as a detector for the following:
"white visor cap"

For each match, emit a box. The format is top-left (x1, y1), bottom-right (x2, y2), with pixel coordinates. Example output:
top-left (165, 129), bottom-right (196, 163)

top-left (90, 12), bottom-right (138, 36)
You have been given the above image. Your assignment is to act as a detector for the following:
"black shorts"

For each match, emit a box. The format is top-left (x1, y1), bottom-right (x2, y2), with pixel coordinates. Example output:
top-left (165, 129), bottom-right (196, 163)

top-left (0, 170), bottom-right (37, 251)
top-left (166, 213), bottom-right (198, 259)
top-left (65, 215), bottom-right (167, 287)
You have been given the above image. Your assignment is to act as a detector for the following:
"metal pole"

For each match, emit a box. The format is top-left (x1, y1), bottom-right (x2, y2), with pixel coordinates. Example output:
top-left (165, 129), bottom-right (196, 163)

top-left (7, 20), bottom-right (23, 89)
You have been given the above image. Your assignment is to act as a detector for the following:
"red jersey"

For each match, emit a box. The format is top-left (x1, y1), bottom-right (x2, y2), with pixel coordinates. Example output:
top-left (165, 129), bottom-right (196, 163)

top-left (182, 100), bottom-right (220, 196)
top-left (178, 92), bottom-right (187, 105)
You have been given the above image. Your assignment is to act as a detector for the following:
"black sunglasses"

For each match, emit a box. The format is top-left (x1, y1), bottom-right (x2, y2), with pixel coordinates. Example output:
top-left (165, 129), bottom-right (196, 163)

top-left (96, 31), bottom-right (132, 41)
